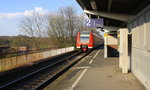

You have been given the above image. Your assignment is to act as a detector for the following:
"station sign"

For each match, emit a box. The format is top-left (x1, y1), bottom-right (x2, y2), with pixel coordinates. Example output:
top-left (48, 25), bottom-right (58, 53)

top-left (85, 19), bottom-right (95, 28)
top-left (95, 19), bottom-right (104, 27)
top-left (85, 18), bottom-right (104, 28)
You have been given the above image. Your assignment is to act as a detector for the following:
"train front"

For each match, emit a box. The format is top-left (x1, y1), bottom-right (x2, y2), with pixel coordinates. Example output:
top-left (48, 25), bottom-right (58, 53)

top-left (76, 31), bottom-right (93, 52)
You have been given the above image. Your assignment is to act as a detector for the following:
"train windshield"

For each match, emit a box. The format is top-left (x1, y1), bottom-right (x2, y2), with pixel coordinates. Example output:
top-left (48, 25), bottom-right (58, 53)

top-left (80, 34), bottom-right (90, 43)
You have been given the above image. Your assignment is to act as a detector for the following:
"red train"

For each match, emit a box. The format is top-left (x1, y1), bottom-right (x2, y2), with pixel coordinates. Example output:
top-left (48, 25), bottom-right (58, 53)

top-left (76, 31), bottom-right (103, 51)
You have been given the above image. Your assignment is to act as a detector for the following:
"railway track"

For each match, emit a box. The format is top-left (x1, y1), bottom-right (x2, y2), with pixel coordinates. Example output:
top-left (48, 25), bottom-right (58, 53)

top-left (0, 50), bottom-right (92, 90)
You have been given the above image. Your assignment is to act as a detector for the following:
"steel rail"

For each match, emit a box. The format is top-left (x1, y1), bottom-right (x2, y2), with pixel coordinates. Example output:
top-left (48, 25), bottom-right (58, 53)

top-left (0, 51), bottom-right (82, 89)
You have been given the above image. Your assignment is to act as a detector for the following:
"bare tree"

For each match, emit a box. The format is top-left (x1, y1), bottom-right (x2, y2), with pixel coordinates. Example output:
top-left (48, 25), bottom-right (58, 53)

top-left (19, 6), bottom-right (85, 48)
top-left (20, 12), bottom-right (47, 37)
top-left (64, 6), bottom-right (76, 44)
top-left (47, 13), bottom-right (66, 47)
top-left (74, 13), bottom-right (85, 32)
top-left (19, 11), bottom-right (48, 49)
top-left (47, 6), bottom-right (83, 47)
top-left (20, 16), bottom-right (35, 37)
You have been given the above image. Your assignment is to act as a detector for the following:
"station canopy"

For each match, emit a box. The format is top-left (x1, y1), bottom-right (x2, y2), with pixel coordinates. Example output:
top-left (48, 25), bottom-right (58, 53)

top-left (76, 0), bottom-right (150, 33)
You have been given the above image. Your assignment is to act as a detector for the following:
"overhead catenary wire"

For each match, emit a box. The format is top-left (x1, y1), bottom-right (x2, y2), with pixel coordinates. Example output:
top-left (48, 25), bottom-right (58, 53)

top-left (61, 0), bottom-right (78, 10)
top-left (68, 0), bottom-right (78, 9)
top-left (60, 0), bottom-right (67, 6)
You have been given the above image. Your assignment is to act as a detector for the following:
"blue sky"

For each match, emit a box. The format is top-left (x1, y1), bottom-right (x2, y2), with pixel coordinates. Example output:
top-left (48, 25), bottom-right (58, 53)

top-left (0, 0), bottom-right (83, 36)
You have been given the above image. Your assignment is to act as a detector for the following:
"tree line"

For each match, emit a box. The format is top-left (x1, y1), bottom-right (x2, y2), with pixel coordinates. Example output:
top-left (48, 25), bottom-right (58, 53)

top-left (19, 6), bottom-right (85, 49)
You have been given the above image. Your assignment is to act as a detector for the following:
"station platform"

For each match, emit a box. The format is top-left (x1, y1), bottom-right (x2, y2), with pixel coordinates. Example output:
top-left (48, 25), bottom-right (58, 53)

top-left (44, 48), bottom-right (146, 90)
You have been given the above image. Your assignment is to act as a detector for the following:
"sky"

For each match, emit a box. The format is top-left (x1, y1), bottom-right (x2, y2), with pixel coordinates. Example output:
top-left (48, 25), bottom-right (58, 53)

top-left (0, 0), bottom-right (83, 36)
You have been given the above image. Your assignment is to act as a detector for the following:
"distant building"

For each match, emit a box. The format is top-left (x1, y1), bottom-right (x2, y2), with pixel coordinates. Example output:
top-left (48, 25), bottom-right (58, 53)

top-left (0, 46), bottom-right (10, 54)
top-left (18, 46), bottom-right (29, 55)
top-left (18, 46), bottom-right (28, 52)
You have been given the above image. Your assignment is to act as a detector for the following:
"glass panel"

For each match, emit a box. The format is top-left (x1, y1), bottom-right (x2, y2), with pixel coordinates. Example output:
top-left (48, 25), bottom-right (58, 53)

top-left (80, 37), bottom-right (89, 43)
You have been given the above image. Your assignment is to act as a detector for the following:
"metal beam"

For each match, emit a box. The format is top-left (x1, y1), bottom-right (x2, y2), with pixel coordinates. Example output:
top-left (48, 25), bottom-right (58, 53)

top-left (84, 10), bottom-right (134, 22)
top-left (90, 0), bottom-right (97, 10)
top-left (103, 26), bottom-right (120, 31)
top-left (108, 0), bottom-right (112, 12)
top-left (76, 0), bottom-right (86, 10)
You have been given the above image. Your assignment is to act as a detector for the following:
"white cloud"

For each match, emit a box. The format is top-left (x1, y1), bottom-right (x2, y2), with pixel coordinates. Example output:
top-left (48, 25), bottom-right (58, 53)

top-left (0, 7), bottom-right (48, 19)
